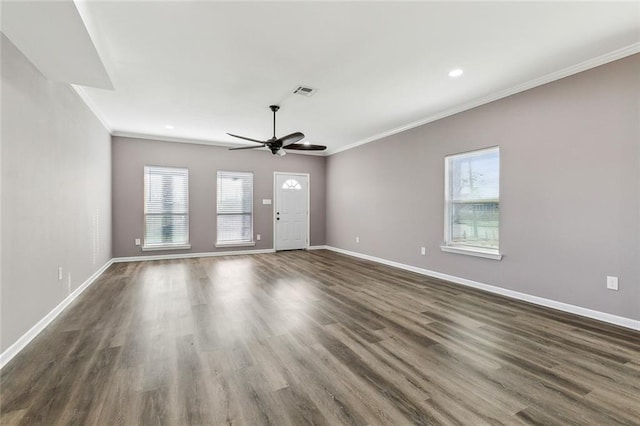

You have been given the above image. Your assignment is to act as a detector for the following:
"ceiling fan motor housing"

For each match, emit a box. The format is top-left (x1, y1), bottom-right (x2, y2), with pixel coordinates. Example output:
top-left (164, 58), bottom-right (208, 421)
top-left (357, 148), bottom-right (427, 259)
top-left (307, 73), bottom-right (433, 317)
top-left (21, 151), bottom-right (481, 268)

top-left (269, 145), bottom-right (281, 154)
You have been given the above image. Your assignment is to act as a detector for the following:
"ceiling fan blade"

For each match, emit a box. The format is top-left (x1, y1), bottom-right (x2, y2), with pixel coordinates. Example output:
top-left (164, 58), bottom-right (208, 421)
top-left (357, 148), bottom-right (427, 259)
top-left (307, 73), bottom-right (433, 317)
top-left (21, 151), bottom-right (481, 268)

top-left (284, 143), bottom-right (327, 151)
top-left (276, 132), bottom-right (305, 147)
top-left (229, 144), bottom-right (266, 150)
top-left (227, 133), bottom-right (266, 144)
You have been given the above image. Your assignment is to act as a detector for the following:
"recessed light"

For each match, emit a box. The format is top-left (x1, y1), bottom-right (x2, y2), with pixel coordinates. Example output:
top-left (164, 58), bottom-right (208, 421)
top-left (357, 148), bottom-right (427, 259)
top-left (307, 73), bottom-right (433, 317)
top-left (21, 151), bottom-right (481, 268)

top-left (165, 125), bottom-right (175, 130)
top-left (448, 68), bottom-right (464, 78)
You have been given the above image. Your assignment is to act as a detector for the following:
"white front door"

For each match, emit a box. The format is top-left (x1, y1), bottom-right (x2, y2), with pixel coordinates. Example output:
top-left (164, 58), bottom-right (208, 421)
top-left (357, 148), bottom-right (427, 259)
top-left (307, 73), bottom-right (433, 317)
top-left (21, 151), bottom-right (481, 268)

top-left (275, 173), bottom-right (309, 251)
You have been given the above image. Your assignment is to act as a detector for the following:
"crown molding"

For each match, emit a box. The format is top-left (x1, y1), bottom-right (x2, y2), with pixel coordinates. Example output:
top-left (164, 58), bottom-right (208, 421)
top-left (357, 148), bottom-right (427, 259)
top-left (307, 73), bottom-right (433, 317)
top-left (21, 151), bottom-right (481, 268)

top-left (111, 130), bottom-right (234, 148)
top-left (327, 42), bottom-right (640, 156)
top-left (71, 42), bottom-right (639, 157)
top-left (112, 131), bottom-right (326, 155)
top-left (71, 84), bottom-right (112, 133)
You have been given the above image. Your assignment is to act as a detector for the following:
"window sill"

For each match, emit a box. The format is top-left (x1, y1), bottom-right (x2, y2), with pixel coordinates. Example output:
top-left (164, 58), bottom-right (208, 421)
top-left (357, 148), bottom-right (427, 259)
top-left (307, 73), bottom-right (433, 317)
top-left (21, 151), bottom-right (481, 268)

top-left (215, 241), bottom-right (256, 248)
top-left (440, 245), bottom-right (503, 260)
top-left (142, 244), bottom-right (191, 252)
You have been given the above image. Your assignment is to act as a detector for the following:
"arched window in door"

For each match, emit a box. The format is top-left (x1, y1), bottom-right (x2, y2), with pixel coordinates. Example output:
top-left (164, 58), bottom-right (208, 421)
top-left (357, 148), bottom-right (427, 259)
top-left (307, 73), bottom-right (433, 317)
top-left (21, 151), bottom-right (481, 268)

top-left (282, 179), bottom-right (302, 190)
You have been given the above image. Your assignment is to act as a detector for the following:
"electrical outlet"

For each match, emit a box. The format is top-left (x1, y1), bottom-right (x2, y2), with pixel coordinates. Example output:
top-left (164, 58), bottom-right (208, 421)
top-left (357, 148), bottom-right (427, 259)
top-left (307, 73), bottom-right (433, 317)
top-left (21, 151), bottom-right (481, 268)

top-left (606, 276), bottom-right (619, 291)
top-left (135, 238), bottom-right (141, 246)
top-left (356, 236), bottom-right (360, 243)
top-left (421, 247), bottom-right (426, 255)
top-left (58, 267), bottom-right (63, 281)
top-left (257, 234), bottom-right (261, 241)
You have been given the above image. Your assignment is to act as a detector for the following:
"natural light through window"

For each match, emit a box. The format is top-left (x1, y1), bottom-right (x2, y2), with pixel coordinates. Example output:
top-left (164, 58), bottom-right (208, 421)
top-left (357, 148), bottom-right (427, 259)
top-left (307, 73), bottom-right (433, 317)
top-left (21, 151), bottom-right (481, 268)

top-left (282, 179), bottom-right (302, 190)
top-left (442, 147), bottom-right (501, 259)
top-left (216, 171), bottom-right (254, 246)
top-left (143, 166), bottom-right (190, 250)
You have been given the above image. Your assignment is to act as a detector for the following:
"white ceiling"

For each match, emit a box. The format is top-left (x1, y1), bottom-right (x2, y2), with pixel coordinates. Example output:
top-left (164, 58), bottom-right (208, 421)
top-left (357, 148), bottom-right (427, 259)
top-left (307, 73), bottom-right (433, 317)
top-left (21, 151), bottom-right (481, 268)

top-left (5, 1), bottom-right (640, 155)
top-left (1, 0), bottom-right (112, 89)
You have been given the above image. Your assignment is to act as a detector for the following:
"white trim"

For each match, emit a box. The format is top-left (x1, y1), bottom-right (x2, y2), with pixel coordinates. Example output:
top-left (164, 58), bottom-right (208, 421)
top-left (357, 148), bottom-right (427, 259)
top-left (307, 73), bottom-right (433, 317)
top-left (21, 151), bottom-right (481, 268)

top-left (75, 44), bottom-right (639, 157)
top-left (273, 172), bottom-right (311, 252)
top-left (114, 131), bottom-right (236, 148)
top-left (3, 246), bottom-right (637, 370)
top-left (216, 169), bottom-right (254, 250)
top-left (112, 131), bottom-right (324, 155)
top-left (0, 260), bottom-right (114, 370)
top-left (71, 85), bottom-right (112, 133)
top-left (323, 246), bottom-right (640, 331)
top-left (327, 42), bottom-right (640, 156)
top-left (144, 165), bottom-right (190, 251)
top-left (440, 245), bottom-right (503, 260)
top-left (113, 248), bottom-right (275, 263)
top-left (142, 244), bottom-right (191, 251)
top-left (215, 241), bottom-right (256, 248)
top-left (1, 248), bottom-right (278, 368)
top-left (443, 146), bottom-right (500, 256)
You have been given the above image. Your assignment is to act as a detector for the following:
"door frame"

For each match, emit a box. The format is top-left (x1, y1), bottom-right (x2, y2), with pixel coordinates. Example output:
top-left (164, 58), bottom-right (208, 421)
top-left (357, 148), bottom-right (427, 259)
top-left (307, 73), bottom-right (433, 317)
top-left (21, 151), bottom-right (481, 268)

top-left (273, 172), bottom-right (310, 251)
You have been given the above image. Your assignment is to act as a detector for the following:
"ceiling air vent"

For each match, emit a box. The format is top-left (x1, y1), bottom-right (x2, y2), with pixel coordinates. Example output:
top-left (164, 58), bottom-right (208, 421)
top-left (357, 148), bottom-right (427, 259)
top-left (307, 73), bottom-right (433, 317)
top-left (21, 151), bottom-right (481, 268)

top-left (293, 85), bottom-right (317, 97)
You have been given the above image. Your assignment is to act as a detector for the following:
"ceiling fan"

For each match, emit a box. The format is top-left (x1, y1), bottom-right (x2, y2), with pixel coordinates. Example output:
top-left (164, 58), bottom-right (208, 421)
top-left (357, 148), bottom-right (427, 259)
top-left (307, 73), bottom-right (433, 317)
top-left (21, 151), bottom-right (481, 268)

top-left (228, 105), bottom-right (326, 156)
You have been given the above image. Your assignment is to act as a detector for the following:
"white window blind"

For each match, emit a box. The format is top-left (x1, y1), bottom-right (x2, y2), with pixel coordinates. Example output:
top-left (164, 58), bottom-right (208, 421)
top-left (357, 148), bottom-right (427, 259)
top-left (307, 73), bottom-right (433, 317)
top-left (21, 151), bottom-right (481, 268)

top-left (144, 166), bottom-right (189, 248)
top-left (444, 147), bottom-right (500, 252)
top-left (217, 171), bottom-right (253, 244)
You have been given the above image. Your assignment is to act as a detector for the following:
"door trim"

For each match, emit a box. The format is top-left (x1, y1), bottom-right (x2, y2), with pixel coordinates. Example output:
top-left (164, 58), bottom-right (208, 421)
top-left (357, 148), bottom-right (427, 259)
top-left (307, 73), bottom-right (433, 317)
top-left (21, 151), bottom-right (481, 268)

top-left (273, 172), bottom-right (310, 251)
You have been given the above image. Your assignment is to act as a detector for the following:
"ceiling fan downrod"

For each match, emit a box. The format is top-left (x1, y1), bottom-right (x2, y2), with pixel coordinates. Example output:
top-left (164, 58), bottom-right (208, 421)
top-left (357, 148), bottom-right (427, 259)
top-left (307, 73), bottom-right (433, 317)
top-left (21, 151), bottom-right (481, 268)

top-left (270, 105), bottom-right (279, 139)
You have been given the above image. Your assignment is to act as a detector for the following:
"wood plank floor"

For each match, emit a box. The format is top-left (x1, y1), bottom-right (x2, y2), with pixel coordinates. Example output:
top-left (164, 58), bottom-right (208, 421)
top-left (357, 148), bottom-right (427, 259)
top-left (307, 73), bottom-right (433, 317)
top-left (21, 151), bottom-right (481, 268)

top-left (1, 250), bottom-right (639, 425)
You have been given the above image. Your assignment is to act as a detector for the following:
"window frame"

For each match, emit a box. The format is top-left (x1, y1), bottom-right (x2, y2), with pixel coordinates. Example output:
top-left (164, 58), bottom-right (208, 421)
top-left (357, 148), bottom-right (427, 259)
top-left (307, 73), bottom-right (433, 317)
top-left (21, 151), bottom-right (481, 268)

top-left (441, 146), bottom-right (502, 260)
top-left (215, 170), bottom-right (255, 248)
top-left (142, 165), bottom-right (191, 251)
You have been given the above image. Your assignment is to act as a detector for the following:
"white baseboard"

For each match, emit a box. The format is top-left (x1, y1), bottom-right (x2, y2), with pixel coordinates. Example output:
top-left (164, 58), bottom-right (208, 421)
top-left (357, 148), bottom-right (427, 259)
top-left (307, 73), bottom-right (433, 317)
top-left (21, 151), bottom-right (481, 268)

top-left (4, 246), bottom-right (635, 371)
top-left (113, 248), bottom-right (276, 263)
top-left (324, 246), bottom-right (640, 331)
top-left (0, 259), bottom-right (114, 369)
top-left (1, 248), bottom-right (279, 369)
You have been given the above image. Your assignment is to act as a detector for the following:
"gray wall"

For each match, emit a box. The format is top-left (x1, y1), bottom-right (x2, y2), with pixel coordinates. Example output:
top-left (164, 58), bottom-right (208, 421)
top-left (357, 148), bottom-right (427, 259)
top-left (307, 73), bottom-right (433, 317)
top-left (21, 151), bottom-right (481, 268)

top-left (112, 137), bottom-right (326, 257)
top-left (326, 54), bottom-right (640, 321)
top-left (1, 35), bottom-right (112, 352)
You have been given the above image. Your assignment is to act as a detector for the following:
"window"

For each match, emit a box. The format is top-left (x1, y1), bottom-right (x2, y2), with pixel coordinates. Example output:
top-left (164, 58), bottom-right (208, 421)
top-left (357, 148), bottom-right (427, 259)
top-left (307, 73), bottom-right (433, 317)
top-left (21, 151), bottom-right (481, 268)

top-left (282, 179), bottom-right (302, 190)
top-left (442, 147), bottom-right (501, 259)
top-left (216, 171), bottom-right (254, 246)
top-left (143, 166), bottom-right (190, 250)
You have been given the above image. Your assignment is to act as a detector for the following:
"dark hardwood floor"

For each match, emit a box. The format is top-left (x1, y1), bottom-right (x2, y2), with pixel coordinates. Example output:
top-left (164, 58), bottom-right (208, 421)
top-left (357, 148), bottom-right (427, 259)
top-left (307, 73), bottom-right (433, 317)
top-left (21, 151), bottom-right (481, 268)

top-left (1, 250), bottom-right (639, 425)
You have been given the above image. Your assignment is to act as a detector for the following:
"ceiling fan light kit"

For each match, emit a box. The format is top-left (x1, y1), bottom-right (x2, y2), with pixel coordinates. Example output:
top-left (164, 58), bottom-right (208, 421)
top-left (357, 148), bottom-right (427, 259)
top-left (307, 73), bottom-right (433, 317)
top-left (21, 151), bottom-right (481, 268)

top-left (228, 105), bottom-right (326, 156)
